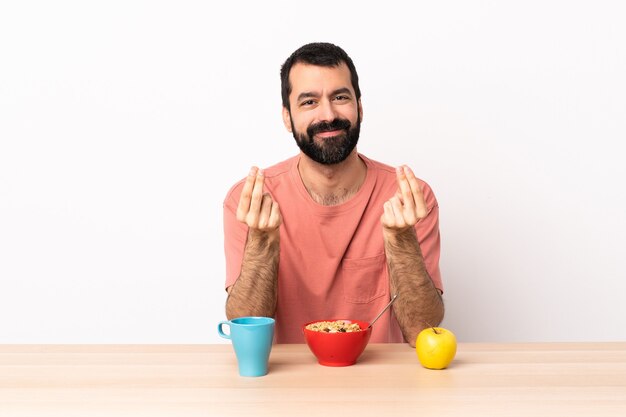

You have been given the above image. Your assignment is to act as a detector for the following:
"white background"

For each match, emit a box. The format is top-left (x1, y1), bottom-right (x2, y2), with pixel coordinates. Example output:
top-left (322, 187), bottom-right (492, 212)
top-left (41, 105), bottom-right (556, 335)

top-left (1, 1), bottom-right (625, 344)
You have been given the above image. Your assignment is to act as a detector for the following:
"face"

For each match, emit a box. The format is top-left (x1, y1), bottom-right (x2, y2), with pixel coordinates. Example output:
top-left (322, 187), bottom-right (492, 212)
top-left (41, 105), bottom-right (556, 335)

top-left (282, 63), bottom-right (362, 165)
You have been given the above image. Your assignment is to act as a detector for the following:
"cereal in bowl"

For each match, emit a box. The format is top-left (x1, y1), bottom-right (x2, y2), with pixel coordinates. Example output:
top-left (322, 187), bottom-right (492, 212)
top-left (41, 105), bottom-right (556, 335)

top-left (305, 320), bottom-right (362, 333)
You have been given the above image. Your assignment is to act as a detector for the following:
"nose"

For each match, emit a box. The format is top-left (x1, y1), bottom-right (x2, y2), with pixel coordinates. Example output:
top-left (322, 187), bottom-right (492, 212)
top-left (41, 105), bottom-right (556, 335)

top-left (317, 98), bottom-right (337, 122)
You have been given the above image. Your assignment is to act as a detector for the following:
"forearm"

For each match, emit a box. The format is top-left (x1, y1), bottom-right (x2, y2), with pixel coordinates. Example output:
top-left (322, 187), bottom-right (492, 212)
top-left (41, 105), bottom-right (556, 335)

top-left (225, 229), bottom-right (280, 319)
top-left (384, 227), bottom-right (444, 347)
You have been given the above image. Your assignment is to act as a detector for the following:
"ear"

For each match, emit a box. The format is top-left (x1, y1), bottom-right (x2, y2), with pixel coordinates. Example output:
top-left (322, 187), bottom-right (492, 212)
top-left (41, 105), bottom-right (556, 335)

top-left (282, 107), bottom-right (292, 132)
top-left (358, 99), bottom-right (363, 123)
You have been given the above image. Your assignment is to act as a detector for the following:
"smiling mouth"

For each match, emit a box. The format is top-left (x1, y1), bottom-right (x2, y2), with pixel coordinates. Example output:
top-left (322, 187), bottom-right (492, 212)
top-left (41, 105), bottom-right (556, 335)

top-left (315, 130), bottom-right (344, 138)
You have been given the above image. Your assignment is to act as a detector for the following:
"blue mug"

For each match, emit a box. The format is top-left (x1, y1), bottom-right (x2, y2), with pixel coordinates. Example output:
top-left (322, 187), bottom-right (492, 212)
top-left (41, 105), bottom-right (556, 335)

top-left (218, 316), bottom-right (275, 377)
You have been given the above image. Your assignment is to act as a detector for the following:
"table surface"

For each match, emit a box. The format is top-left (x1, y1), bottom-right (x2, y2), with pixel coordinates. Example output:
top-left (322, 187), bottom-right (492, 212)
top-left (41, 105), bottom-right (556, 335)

top-left (1, 343), bottom-right (625, 417)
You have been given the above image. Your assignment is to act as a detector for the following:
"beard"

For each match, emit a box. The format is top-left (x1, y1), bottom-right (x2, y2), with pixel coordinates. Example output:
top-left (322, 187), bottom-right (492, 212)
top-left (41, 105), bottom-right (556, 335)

top-left (290, 115), bottom-right (361, 165)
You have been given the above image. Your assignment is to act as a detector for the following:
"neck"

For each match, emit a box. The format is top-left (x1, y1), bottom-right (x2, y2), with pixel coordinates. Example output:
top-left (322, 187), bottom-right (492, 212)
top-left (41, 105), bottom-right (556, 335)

top-left (297, 150), bottom-right (367, 206)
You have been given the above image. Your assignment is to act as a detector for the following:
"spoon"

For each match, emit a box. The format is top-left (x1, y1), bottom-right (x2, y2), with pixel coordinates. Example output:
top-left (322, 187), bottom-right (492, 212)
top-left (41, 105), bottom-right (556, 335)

top-left (366, 294), bottom-right (398, 330)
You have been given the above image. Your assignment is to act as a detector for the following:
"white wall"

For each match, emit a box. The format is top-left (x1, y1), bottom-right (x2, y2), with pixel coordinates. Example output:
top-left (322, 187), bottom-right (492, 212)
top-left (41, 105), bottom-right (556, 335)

top-left (1, 1), bottom-right (625, 343)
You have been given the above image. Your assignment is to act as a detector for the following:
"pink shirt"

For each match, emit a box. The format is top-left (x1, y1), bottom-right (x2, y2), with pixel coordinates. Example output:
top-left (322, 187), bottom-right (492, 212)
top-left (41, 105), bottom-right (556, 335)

top-left (223, 154), bottom-right (442, 343)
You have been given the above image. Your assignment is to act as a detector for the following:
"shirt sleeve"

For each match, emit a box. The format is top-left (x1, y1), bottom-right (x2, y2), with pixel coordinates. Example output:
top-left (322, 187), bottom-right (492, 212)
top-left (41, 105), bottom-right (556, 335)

top-left (414, 180), bottom-right (443, 293)
top-left (223, 182), bottom-right (249, 290)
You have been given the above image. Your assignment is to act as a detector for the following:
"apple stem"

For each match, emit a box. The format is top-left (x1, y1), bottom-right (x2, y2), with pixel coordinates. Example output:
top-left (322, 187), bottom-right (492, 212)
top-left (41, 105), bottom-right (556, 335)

top-left (423, 321), bottom-right (439, 335)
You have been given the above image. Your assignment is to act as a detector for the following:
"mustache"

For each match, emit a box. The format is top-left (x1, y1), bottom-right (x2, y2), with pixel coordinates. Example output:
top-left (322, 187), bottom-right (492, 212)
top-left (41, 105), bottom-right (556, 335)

top-left (307, 118), bottom-right (352, 137)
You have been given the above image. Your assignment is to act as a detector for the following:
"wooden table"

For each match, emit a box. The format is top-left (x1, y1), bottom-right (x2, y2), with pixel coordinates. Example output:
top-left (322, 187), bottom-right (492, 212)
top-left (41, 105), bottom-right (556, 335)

top-left (1, 343), bottom-right (625, 416)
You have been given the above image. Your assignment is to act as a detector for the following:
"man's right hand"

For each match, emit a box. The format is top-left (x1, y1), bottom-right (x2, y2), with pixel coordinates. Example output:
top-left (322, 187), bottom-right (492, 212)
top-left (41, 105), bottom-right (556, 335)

top-left (236, 166), bottom-right (282, 232)
top-left (227, 166), bottom-right (282, 320)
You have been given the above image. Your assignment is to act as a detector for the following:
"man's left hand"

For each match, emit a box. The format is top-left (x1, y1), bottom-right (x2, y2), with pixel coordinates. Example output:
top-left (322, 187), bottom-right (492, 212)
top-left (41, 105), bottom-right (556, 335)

top-left (381, 165), bottom-right (428, 232)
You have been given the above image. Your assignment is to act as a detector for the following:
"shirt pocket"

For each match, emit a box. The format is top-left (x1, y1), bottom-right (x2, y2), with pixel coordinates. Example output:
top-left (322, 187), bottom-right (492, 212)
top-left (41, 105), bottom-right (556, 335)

top-left (340, 253), bottom-right (388, 304)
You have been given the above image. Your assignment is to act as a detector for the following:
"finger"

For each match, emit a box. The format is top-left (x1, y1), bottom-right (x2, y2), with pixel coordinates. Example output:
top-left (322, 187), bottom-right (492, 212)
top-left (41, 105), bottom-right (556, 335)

top-left (247, 169), bottom-right (266, 220)
top-left (381, 201), bottom-right (395, 227)
top-left (389, 195), bottom-right (407, 228)
top-left (257, 193), bottom-right (274, 229)
top-left (403, 165), bottom-right (422, 197)
top-left (236, 166), bottom-right (258, 221)
top-left (403, 166), bottom-right (428, 218)
top-left (268, 200), bottom-right (282, 229)
top-left (396, 166), bottom-right (415, 212)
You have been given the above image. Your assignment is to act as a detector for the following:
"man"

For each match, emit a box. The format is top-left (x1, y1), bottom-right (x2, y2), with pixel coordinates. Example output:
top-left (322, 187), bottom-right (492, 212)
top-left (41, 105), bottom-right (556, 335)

top-left (223, 42), bottom-right (443, 347)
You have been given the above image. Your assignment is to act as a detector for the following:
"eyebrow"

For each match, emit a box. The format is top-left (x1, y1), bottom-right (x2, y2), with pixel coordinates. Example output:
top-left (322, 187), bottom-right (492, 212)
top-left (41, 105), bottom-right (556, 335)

top-left (331, 87), bottom-right (352, 97)
top-left (296, 87), bottom-right (353, 103)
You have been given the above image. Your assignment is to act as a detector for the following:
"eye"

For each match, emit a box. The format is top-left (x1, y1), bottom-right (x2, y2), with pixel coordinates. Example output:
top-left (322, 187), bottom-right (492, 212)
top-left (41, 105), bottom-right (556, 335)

top-left (300, 99), bottom-right (316, 107)
top-left (334, 95), bottom-right (350, 101)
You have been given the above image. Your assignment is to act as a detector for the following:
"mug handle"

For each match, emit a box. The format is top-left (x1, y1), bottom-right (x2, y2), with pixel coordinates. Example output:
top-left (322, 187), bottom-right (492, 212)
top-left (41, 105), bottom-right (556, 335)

top-left (218, 321), bottom-right (231, 339)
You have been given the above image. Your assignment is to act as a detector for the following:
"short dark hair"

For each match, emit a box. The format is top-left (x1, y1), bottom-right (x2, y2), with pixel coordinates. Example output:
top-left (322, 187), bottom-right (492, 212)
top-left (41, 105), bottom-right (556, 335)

top-left (280, 42), bottom-right (361, 111)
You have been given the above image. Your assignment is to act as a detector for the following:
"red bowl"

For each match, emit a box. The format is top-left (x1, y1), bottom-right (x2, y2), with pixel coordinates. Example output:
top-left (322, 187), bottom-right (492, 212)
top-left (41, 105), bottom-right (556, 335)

top-left (302, 319), bottom-right (372, 366)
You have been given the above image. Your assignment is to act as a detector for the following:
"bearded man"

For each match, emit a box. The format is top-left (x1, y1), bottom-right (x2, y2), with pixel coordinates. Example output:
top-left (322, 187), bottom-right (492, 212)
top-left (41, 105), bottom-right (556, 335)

top-left (223, 42), bottom-right (444, 347)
